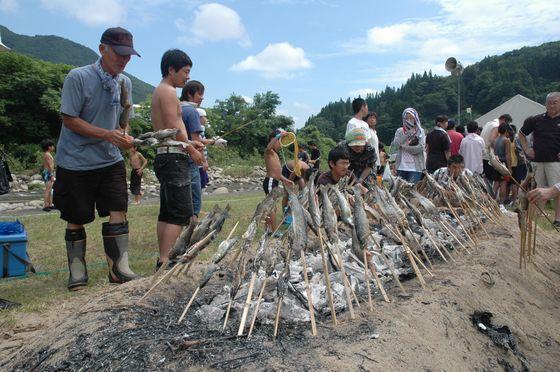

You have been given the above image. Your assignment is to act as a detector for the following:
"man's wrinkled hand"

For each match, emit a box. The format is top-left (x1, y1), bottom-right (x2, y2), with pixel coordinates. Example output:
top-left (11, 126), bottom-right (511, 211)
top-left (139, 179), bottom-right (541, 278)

top-left (105, 130), bottom-right (133, 149)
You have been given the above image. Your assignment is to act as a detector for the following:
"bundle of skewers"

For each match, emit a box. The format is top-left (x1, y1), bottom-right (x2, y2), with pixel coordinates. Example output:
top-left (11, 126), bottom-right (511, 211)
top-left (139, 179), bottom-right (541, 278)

top-left (486, 149), bottom-right (560, 268)
top-left (136, 167), bottom-right (504, 339)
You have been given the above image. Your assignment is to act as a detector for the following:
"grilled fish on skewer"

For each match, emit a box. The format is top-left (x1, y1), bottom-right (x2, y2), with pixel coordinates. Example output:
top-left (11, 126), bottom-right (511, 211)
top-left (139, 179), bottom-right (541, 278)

top-left (332, 186), bottom-right (354, 228)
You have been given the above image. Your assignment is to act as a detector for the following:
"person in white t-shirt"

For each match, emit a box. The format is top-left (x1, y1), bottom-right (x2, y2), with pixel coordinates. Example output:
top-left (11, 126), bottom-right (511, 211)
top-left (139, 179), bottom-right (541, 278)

top-left (459, 120), bottom-right (485, 174)
top-left (365, 111), bottom-right (380, 171)
top-left (345, 98), bottom-right (372, 145)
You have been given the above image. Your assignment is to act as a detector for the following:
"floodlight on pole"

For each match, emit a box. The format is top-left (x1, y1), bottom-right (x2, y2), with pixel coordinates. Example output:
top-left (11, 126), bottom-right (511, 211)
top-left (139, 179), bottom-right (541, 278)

top-left (445, 57), bottom-right (463, 126)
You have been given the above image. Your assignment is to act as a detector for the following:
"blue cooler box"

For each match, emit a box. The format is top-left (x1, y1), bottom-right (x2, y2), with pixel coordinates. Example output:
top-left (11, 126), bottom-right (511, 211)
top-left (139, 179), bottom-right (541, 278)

top-left (0, 221), bottom-right (31, 278)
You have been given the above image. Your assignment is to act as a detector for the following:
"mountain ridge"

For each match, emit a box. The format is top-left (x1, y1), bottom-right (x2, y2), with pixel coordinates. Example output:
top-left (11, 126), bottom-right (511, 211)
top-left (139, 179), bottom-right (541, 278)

top-left (0, 25), bottom-right (154, 104)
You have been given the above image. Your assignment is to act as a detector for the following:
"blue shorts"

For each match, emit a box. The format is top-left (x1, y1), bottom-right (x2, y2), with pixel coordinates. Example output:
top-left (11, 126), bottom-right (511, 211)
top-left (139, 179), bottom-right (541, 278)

top-left (41, 169), bottom-right (53, 183)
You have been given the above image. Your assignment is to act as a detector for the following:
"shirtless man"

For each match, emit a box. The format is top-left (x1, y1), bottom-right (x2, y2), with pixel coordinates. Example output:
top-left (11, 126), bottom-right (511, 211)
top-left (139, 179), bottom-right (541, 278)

top-left (151, 49), bottom-right (204, 267)
top-left (262, 129), bottom-right (295, 230)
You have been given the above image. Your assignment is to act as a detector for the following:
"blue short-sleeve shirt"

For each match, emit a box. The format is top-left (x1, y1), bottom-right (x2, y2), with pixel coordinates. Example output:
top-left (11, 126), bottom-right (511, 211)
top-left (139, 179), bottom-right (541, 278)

top-left (56, 65), bottom-right (133, 171)
top-left (180, 102), bottom-right (203, 140)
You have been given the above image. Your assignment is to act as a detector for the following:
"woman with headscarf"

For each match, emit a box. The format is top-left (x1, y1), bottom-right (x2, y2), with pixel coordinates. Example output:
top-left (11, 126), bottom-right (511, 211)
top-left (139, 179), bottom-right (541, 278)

top-left (390, 107), bottom-right (426, 184)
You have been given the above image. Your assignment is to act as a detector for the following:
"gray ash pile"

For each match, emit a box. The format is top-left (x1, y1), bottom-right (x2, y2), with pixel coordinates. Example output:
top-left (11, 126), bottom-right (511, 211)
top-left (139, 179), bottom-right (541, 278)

top-left (9, 171), bottom-right (503, 370)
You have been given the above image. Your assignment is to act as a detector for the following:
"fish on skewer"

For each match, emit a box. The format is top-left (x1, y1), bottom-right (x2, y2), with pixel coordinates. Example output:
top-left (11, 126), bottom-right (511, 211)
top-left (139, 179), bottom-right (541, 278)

top-left (252, 186), bottom-right (284, 223)
top-left (208, 204), bottom-right (231, 236)
top-left (190, 205), bottom-right (219, 244)
top-left (352, 185), bottom-right (371, 252)
top-left (287, 191), bottom-right (317, 336)
top-left (332, 186), bottom-right (354, 228)
top-left (152, 128), bottom-right (180, 141)
top-left (321, 185), bottom-right (357, 318)
top-left (119, 80), bottom-right (132, 131)
top-left (248, 237), bottom-right (281, 337)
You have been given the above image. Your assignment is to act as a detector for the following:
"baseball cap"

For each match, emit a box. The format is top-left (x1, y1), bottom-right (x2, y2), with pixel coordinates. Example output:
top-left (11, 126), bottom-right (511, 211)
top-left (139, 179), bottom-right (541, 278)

top-left (345, 128), bottom-right (367, 146)
top-left (100, 27), bottom-right (140, 57)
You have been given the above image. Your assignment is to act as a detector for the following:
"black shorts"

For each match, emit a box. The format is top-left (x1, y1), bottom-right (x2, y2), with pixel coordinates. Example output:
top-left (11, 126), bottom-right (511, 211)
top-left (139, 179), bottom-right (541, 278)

top-left (129, 169), bottom-right (142, 195)
top-left (53, 161), bottom-right (127, 225)
top-left (262, 177), bottom-right (279, 194)
top-left (483, 160), bottom-right (501, 182)
top-left (154, 153), bottom-right (193, 226)
top-left (512, 163), bottom-right (528, 184)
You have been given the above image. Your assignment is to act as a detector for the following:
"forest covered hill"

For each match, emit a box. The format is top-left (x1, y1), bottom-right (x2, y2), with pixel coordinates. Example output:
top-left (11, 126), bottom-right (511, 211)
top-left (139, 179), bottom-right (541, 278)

top-left (0, 25), bottom-right (154, 104)
top-left (302, 41), bottom-right (560, 144)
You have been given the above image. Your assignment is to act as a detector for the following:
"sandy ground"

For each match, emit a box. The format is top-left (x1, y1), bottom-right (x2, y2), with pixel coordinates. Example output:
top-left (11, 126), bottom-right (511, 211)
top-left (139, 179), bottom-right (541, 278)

top-left (1, 215), bottom-right (559, 371)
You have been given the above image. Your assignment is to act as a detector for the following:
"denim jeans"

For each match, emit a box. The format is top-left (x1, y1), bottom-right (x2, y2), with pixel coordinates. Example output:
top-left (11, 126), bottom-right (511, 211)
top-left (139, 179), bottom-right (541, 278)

top-left (190, 163), bottom-right (202, 216)
top-left (397, 170), bottom-right (423, 184)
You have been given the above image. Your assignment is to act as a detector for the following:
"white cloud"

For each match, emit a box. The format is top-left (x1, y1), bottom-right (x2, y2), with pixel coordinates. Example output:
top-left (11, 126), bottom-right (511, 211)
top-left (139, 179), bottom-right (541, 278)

top-left (40, 0), bottom-right (126, 26)
top-left (348, 88), bottom-right (379, 98)
top-left (366, 24), bottom-right (410, 47)
top-left (0, 0), bottom-right (18, 13)
top-left (231, 42), bottom-right (312, 79)
top-left (178, 3), bottom-right (251, 47)
top-left (241, 95), bottom-right (254, 104)
top-left (343, 0), bottom-right (560, 85)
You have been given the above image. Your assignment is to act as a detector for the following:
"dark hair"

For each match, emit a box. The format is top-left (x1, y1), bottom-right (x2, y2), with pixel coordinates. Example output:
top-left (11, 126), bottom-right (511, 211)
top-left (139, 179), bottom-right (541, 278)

top-left (447, 119), bottom-right (456, 130)
top-left (268, 129), bottom-right (282, 142)
top-left (351, 98), bottom-right (366, 114)
top-left (41, 139), bottom-right (54, 151)
top-left (456, 125), bottom-right (465, 135)
top-left (506, 124), bottom-right (517, 142)
top-left (364, 111), bottom-right (378, 121)
top-left (435, 115), bottom-right (448, 125)
top-left (499, 114), bottom-right (512, 123)
top-left (447, 154), bottom-right (464, 165)
top-left (307, 141), bottom-right (316, 146)
top-left (328, 146), bottom-right (350, 168)
top-left (180, 80), bottom-right (205, 101)
top-left (160, 49), bottom-right (192, 78)
top-left (466, 121), bottom-right (479, 133)
top-left (498, 122), bottom-right (508, 134)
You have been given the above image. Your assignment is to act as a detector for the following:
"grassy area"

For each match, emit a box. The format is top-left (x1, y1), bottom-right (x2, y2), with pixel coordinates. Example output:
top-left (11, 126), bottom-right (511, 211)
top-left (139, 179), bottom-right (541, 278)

top-left (0, 192), bottom-right (267, 315)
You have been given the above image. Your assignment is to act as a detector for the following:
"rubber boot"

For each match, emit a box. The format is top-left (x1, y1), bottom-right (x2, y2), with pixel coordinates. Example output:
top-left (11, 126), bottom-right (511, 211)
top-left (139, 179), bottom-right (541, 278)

top-left (102, 221), bottom-right (139, 283)
top-left (66, 228), bottom-right (88, 290)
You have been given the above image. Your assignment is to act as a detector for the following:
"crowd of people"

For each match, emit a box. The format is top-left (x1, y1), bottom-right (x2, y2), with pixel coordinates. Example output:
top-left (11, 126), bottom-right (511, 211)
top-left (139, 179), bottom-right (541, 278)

top-left (41, 27), bottom-right (559, 291)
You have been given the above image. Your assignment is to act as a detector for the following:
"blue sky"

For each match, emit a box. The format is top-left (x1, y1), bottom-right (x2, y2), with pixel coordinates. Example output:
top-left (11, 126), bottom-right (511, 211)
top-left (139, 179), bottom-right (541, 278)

top-left (1, 0), bottom-right (559, 128)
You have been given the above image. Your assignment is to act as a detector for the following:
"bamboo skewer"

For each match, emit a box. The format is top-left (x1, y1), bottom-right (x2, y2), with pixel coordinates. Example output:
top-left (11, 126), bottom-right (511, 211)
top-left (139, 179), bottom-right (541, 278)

top-left (368, 257), bottom-right (390, 303)
top-left (382, 223), bottom-right (426, 287)
top-left (444, 200), bottom-right (478, 248)
top-left (363, 250), bottom-right (374, 311)
top-left (300, 250), bottom-right (318, 336)
top-left (438, 220), bottom-right (471, 254)
top-left (237, 272), bottom-right (257, 336)
top-left (420, 225), bottom-right (451, 263)
top-left (177, 287), bottom-right (200, 324)
top-left (370, 237), bottom-right (407, 295)
top-left (273, 248), bottom-right (292, 339)
top-left (324, 237), bottom-right (357, 319)
top-left (316, 227), bottom-right (338, 325)
top-left (247, 277), bottom-right (268, 338)
top-left (137, 264), bottom-right (181, 304)
top-left (406, 226), bottom-right (434, 270)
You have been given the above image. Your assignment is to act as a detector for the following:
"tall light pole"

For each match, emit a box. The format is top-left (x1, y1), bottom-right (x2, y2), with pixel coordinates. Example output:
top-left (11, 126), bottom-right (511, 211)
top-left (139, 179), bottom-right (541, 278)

top-left (445, 57), bottom-right (463, 126)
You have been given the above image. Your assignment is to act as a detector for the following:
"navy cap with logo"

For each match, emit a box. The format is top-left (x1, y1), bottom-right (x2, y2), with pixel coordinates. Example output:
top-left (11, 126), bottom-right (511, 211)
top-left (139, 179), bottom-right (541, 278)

top-left (100, 27), bottom-right (140, 57)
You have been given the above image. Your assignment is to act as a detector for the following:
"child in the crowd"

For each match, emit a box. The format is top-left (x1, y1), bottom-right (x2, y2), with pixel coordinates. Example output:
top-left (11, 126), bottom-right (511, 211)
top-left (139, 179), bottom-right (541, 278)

top-left (41, 139), bottom-right (55, 212)
top-left (128, 145), bottom-right (147, 205)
